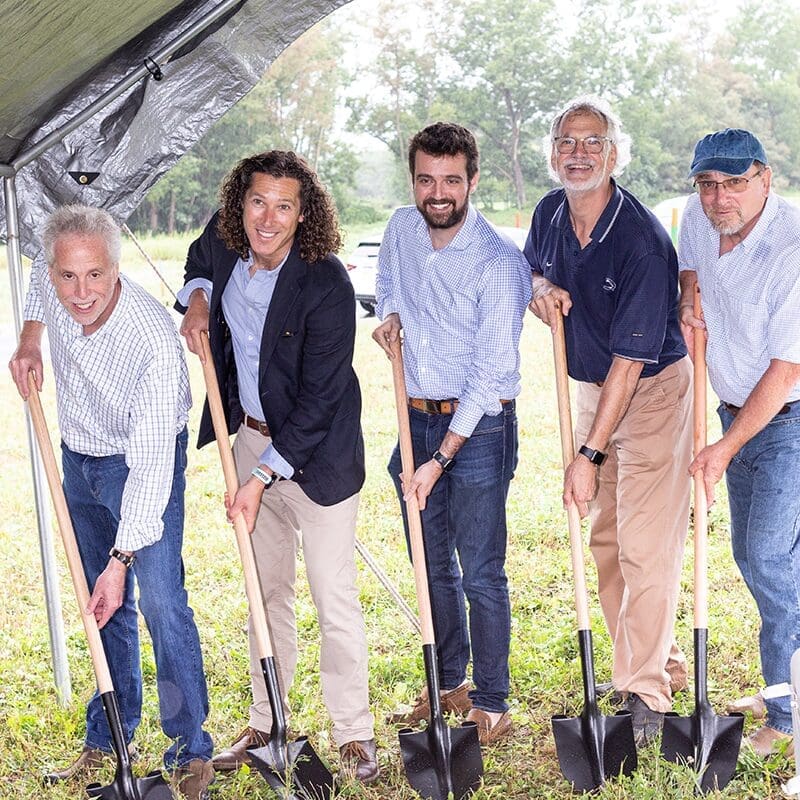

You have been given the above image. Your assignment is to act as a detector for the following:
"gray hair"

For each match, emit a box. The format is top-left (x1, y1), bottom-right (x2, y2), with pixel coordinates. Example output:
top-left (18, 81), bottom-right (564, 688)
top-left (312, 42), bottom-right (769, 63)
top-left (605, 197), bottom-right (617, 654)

top-left (42, 204), bottom-right (121, 267)
top-left (541, 95), bottom-right (632, 182)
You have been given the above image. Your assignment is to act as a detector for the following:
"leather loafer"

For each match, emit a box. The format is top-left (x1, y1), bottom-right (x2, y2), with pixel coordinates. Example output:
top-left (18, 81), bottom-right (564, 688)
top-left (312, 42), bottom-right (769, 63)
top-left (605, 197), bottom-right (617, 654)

top-left (466, 708), bottom-right (512, 745)
top-left (211, 726), bottom-right (270, 771)
top-left (387, 681), bottom-right (472, 725)
top-left (339, 738), bottom-right (379, 784)
top-left (746, 725), bottom-right (793, 757)
top-left (727, 692), bottom-right (767, 719)
top-left (172, 758), bottom-right (214, 800)
top-left (45, 745), bottom-right (136, 783)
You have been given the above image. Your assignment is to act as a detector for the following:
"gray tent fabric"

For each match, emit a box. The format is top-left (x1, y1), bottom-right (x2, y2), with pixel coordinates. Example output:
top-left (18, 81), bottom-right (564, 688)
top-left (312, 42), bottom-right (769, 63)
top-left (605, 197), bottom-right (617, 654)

top-left (0, 0), bottom-right (349, 260)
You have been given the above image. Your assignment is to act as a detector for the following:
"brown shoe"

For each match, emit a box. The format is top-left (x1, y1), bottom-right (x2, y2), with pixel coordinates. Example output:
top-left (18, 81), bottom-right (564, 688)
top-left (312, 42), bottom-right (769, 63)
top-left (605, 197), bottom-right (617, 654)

top-left (172, 758), bottom-right (214, 800)
top-left (211, 726), bottom-right (270, 771)
top-left (387, 681), bottom-right (473, 725)
top-left (746, 725), bottom-right (793, 757)
top-left (44, 745), bottom-right (136, 783)
top-left (727, 692), bottom-right (767, 719)
top-left (466, 708), bottom-right (512, 746)
top-left (339, 738), bottom-right (379, 784)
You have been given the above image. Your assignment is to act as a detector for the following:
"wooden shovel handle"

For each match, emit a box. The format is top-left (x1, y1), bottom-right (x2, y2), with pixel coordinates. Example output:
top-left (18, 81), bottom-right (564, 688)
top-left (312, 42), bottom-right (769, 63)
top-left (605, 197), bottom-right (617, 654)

top-left (692, 285), bottom-right (709, 629)
top-left (551, 312), bottom-right (592, 632)
top-left (26, 373), bottom-right (114, 693)
top-left (198, 334), bottom-right (274, 660)
top-left (389, 339), bottom-right (436, 646)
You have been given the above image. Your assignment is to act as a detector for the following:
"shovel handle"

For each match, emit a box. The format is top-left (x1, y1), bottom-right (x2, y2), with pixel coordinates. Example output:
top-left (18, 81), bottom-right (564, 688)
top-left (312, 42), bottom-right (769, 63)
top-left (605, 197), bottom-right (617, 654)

top-left (389, 339), bottom-right (436, 646)
top-left (26, 373), bottom-right (115, 694)
top-left (198, 334), bottom-right (274, 661)
top-left (551, 312), bottom-right (592, 632)
top-left (692, 286), bottom-right (709, 629)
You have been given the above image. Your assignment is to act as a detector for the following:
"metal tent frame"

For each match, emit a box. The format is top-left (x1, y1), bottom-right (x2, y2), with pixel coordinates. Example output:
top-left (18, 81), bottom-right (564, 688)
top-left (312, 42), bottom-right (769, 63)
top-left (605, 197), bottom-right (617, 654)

top-left (2, 0), bottom-right (348, 702)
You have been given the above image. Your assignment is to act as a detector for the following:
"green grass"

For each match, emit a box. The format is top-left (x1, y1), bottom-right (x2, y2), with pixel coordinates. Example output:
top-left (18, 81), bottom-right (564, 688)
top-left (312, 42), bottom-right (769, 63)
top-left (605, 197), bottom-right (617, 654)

top-left (0, 251), bottom-right (794, 799)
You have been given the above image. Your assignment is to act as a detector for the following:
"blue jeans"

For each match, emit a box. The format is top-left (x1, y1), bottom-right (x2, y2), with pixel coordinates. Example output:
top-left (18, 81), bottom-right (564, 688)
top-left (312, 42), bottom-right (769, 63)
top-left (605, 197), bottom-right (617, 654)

top-left (389, 403), bottom-right (518, 712)
top-left (721, 401), bottom-right (800, 734)
top-left (62, 428), bottom-right (213, 768)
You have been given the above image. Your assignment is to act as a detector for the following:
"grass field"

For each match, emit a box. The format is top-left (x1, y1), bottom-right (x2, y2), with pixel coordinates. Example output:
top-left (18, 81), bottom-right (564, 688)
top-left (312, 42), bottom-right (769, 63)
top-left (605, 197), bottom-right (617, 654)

top-left (0, 244), bottom-right (795, 799)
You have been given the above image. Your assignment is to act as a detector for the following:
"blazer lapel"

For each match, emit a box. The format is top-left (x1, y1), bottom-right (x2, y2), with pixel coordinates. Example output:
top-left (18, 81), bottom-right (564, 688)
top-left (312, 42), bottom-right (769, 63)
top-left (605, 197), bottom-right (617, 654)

top-left (259, 244), bottom-right (306, 371)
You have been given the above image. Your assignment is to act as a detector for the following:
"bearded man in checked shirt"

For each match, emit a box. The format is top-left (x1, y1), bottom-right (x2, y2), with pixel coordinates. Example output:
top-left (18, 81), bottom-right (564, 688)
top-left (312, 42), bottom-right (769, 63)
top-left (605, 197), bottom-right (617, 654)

top-left (373, 122), bottom-right (531, 745)
top-left (9, 205), bottom-right (213, 799)
top-left (679, 129), bottom-right (800, 758)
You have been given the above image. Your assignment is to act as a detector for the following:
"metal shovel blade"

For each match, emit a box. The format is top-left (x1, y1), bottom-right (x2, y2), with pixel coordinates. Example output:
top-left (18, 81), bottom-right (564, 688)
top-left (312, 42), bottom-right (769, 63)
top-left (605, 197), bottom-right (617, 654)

top-left (86, 770), bottom-right (173, 800)
top-left (661, 629), bottom-right (743, 793)
top-left (399, 719), bottom-right (482, 800)
top-left (662, 707), bottom-right (743, 792)
top-left (248, 737), bottom-right (334, 800)
top-left (552, 708), bottom-right (637, 792)
top-left (552, 630), bottom-right (637, 791)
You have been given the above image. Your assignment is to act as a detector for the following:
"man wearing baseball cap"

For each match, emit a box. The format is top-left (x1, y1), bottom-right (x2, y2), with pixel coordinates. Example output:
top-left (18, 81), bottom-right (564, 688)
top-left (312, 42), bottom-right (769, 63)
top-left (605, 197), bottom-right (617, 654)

top-left (679, 128), bottom-right (800, 756)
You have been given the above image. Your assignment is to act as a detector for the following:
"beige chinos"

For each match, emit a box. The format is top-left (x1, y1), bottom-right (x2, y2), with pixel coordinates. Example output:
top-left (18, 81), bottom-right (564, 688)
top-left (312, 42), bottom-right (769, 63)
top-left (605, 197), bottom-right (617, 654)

top-left (575, 356), bottom-right (693, 712)
top-left (232, 423), bottom-right (374, 746)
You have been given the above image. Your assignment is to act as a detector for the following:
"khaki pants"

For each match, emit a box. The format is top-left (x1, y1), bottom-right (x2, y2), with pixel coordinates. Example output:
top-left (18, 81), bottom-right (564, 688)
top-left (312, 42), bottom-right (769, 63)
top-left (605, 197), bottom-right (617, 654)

top-left (232, 424), bottom-right (374, 746)
top-left (575, 357), bottom-right (692, 712)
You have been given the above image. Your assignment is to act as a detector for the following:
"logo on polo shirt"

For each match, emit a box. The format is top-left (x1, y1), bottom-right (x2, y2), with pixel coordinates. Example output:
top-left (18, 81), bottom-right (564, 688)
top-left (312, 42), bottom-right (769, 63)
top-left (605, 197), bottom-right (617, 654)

top-left (602, 277), bottom-right (616, 293)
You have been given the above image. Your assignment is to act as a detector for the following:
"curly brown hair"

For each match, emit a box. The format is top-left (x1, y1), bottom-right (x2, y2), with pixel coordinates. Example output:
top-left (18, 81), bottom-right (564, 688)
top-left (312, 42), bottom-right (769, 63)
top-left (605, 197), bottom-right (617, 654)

top-left (217, 151), bottom-right (342, 264)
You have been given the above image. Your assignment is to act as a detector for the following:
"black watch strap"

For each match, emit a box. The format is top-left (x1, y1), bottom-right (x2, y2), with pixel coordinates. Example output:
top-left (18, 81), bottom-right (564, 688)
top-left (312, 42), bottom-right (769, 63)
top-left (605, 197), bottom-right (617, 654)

top-left (432, 449), bottom-right (455, 472)
top-left (578, 444), bottom-right (607, 466)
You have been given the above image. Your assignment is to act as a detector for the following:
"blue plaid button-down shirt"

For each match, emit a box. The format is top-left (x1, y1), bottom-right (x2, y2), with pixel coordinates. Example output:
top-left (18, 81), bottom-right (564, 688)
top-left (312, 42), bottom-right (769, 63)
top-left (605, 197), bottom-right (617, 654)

top-left (376, 204), bottom-right (531, 437)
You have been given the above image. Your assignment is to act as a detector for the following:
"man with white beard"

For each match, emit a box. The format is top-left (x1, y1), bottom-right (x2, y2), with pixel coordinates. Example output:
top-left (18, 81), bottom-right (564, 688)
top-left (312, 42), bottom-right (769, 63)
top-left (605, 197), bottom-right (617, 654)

top-left (524, 96), bottom-right (692, 747)
top-left (679, 129), bottom-right (800, 757)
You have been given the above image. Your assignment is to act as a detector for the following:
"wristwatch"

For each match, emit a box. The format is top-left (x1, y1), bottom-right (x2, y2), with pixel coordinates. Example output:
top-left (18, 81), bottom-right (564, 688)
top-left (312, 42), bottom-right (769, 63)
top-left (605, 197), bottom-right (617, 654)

top-left (109, 547), bottom-right (136, 568)
top-left (251, 465), bottom-right (279, 489)
top-left (431, 449), bottom-right (455, 472)
top-left (578, 444), bottom-right (607, 466)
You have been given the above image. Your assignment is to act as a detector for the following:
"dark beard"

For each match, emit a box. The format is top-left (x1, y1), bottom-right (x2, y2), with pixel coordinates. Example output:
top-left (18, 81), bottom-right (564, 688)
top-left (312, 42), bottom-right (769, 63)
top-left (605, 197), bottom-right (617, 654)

top-left (417, 198), bottom-right (468, 229)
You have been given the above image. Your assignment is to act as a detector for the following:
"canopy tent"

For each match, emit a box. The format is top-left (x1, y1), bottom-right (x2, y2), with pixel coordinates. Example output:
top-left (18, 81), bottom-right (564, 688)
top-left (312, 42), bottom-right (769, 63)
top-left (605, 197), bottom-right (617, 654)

top-left (1, 0), bottom-right (349, 701)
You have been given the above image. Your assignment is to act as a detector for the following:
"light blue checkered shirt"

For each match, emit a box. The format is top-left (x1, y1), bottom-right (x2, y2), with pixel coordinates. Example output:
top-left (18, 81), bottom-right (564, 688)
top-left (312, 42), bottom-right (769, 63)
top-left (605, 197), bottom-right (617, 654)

top-left (678, 191), bottom-right (800, 405)
top-left (376, 204), bottom-right (531, 437)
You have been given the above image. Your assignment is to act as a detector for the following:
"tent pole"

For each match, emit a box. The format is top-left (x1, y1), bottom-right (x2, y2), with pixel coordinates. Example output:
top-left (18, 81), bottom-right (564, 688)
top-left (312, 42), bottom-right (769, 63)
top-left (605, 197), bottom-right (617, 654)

top-left (4, 174), bottom-right (72, 706)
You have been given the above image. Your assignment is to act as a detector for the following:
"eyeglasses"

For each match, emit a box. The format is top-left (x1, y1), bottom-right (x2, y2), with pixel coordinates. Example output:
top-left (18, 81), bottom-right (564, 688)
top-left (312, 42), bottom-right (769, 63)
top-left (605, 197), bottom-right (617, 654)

top-left (693, 170), bottom-right (764, 195)
top-left (553, 135), bottom-right (613, 154)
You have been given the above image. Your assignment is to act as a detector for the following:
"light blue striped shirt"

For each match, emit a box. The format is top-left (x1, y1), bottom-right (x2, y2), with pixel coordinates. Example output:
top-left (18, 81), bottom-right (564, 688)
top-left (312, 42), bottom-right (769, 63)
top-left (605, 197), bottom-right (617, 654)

top-left (177, 254), bottom-right (293, 478)
top-left (678, 192), bottom-right (800, 406)
top-left (376, 204), bottom-right (531, 437)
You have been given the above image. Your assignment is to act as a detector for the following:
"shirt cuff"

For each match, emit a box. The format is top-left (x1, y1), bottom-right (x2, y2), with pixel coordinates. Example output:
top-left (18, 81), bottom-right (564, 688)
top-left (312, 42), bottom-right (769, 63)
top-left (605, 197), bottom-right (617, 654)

top-left (115, 522), bottom-right (162, 552)
top-left (449, 400), bottom-right (495, 439)
top-left (257, 443), bottom-right (295, 480)
top-left (176, 278), bottom-right (212, 308)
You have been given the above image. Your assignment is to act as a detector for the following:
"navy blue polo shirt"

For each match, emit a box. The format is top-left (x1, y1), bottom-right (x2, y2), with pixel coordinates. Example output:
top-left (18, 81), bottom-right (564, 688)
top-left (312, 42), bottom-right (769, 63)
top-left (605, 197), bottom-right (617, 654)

top-left (524, 183), bottom-right (686, 383)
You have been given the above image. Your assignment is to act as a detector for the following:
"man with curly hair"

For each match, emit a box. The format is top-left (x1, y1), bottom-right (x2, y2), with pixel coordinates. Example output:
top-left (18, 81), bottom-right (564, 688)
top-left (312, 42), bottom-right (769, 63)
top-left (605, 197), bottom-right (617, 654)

top-left (178, 151), bottom-right (377, 783)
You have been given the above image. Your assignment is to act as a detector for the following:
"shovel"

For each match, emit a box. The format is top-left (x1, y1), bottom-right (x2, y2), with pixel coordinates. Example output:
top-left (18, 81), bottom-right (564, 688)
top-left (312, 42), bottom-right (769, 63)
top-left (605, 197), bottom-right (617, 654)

top-left (549, 311), bottom-right (638, 792)
top-left (389, 339), bottom-right (483, 800)
top-left (661, 286), bottom-right (743, 792)
top-left (197, 334), bottom-right (333, 800)
top-left (26, 375), bottom-right (172, 800)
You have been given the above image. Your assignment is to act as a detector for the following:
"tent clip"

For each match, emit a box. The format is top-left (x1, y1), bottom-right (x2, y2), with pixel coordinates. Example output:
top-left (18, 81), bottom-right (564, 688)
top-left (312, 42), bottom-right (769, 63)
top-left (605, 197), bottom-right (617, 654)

top-left (143, 57), bottom-right (163, 81)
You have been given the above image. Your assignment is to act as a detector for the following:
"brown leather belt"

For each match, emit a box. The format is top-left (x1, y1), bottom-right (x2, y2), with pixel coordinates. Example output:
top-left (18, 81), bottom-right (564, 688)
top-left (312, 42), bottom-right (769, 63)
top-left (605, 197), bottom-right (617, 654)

top-left (407, 397), bottom-right (512, 415)
top-left (722, 401), bottom-right (790, 418)
top-left (244, 414), bottom-right (271, 436)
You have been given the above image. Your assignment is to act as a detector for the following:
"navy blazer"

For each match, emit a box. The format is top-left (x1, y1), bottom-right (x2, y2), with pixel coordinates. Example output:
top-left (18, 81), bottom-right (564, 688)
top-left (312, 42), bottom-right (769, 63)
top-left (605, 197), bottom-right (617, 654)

top-left (177, 213), bottom-right (365, 506)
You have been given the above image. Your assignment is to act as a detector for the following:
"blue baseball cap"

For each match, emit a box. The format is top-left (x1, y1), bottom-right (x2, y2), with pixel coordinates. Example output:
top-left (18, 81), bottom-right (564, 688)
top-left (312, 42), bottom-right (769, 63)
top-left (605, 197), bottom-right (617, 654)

top-left (688, 128), bottom-right (768, 177)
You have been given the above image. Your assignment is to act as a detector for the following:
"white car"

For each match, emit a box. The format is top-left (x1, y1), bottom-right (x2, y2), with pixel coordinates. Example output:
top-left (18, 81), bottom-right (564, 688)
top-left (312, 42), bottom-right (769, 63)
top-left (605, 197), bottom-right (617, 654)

top-left (345, 224), bottom-right (529, 315)
top-left (345, 239), bottom-right (381, 315)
